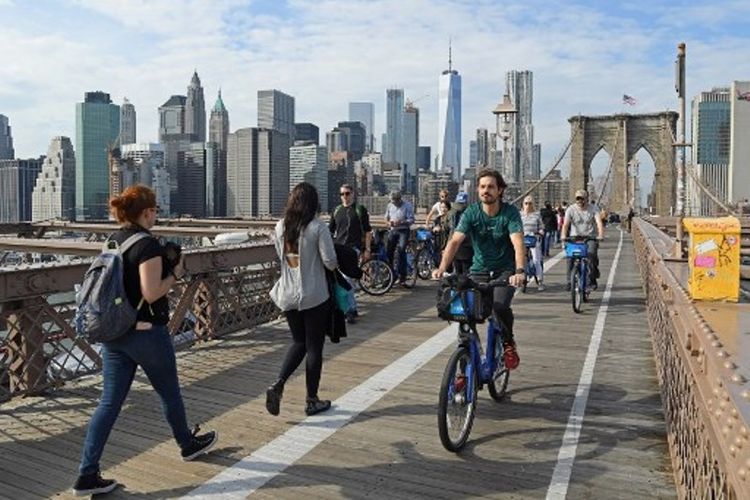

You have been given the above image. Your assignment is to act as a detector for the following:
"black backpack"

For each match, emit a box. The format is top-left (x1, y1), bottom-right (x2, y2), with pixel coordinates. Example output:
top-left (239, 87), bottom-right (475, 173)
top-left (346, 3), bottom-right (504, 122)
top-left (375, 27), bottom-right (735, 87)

top-left (74, 233), bottom-right (149, 343)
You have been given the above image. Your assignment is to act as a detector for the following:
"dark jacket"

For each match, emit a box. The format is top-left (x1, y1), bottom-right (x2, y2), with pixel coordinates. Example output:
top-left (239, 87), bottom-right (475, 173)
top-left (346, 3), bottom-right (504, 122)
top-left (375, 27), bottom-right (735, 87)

top-left (540, 206), bottom-right (557, 232)
top-left (334, 243), bottom-right (362, 280)
top-left (325, 269), bottom-right (349, 343)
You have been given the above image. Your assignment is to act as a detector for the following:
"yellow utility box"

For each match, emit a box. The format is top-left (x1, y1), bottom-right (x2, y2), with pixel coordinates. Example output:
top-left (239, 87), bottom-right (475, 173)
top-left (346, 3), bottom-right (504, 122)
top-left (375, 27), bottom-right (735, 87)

top-left (683, 217), bottom-right (740, 302)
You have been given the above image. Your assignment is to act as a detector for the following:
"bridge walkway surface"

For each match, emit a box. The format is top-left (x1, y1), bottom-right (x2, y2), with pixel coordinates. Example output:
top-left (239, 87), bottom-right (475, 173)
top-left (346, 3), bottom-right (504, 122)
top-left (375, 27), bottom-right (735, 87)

top-left (0, 228), bottom-right (676, 499)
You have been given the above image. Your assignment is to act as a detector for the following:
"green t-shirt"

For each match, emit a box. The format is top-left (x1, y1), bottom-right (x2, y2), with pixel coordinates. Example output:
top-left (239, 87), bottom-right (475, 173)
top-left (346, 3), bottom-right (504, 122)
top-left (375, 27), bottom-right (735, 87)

top-left (455, 202), bottom-right (523, 273)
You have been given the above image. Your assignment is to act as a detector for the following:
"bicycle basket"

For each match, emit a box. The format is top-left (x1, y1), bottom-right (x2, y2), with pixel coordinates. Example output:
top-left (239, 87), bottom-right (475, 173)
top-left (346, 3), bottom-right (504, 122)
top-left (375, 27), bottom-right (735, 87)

top-left (523, 235), bottom-right (537, 248)
top-left (565, 241), bottom-right (588, 258)
top-left (415, 228), bottom-right (433, 242)
top-left (436, 286), bottom-right (489, 323)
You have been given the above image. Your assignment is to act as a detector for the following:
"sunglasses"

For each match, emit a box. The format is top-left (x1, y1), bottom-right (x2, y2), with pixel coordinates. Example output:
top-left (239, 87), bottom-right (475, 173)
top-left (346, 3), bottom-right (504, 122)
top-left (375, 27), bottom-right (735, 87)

top-left (523, 202), bottom-right (532, 205)
top-left (576, 197), bottom-right (585, 201)
top-left (340, 191), bottom-right (352, 196)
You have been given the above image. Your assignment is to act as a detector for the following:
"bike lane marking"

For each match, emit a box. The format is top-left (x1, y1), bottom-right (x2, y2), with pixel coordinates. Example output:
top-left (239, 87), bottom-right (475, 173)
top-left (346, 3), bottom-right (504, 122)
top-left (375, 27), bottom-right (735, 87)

top-left (546, 230), bottom-right (624, 500)
top-left (183, 252), bottom-right (567, 499)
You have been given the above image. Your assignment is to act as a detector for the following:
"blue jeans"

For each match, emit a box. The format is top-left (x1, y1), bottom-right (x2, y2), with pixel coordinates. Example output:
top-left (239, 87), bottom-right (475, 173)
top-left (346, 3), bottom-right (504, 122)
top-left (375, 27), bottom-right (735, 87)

top-left (78, 325), bottom-right (192, 476)
top-left (386, 228), bottom-right (409, 280)
top-left (542, 231), bottom-right (555, 256)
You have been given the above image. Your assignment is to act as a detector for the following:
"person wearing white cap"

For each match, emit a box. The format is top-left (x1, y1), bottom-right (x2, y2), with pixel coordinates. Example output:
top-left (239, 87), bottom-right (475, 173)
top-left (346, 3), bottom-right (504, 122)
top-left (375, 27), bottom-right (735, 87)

top-left (561, 189), bottom-right (604, 290)
top-left (521, 195), bottom-right (545, 291)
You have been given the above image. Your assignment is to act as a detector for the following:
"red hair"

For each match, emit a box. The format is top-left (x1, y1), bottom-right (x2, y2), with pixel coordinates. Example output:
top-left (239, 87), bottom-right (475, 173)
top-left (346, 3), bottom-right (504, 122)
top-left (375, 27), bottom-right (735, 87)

top-left (109, 184), bottom-right (156, 224)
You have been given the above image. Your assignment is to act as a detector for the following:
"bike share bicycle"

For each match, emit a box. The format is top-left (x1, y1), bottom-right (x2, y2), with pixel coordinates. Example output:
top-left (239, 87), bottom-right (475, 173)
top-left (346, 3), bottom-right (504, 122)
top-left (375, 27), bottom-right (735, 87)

top-left (358, 228), bottom-right (417, 295)
top-left (520, 234), bottom-right (542, 293)
top-left (564, 237), bottom-right (596, 313)
top-left (415, 227), bottom-right (440, 280)
top-left (435, 273), bottom-right (510, 452)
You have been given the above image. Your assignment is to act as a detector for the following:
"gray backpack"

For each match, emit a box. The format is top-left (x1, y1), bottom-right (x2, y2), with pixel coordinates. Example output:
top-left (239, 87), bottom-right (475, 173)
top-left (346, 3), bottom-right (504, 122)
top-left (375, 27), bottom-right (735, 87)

top-left (74, 232), bottom-right (150, 343)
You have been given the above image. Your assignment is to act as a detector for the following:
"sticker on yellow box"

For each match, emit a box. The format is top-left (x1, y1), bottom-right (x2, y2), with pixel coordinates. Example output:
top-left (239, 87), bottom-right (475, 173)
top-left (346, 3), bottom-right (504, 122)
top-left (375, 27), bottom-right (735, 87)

top-left (695, 239), bottom-right (718, 254)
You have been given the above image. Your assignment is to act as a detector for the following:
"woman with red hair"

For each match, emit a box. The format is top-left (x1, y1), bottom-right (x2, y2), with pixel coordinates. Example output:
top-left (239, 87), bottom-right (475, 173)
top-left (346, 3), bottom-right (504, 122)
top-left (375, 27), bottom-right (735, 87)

top-left (73, 185), bottom-right (217, 496)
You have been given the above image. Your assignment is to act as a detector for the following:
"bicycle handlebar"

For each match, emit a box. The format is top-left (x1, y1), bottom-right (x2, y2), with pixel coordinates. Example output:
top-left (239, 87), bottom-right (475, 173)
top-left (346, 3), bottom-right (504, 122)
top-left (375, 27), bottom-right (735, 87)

top-left (440, 273), bottom-right (508, 292)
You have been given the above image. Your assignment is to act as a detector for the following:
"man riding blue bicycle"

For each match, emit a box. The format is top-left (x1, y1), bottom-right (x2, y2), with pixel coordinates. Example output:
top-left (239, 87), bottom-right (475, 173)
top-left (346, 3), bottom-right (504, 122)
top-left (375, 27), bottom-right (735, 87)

top-left (432, 169), bottom-right (526, 370)
top-left (561, 189), bottom-right (604, 290)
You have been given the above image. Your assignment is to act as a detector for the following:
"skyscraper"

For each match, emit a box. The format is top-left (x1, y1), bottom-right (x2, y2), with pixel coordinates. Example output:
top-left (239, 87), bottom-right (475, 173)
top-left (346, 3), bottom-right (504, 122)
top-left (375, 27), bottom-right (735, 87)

top-left (175, 143), bottom-right (207, 217)
top-left (469, 140), bottom-right (478, 168)
top-left (120, 98), bottom-right (136, 145)
top-left (337, 121), bottom-right (367, 161)
top-left (690, 87), bottom-right (730, 215)
top-left (75, 91), bottom-right (120, 220)
top-left (476, 128), bottom-right (489, 168)
top-left (209, 89), bottom-right (229, 216)
top-left (384, 88), bottom-right (404, 165)
top-left (290, 143), bottom-right (328, 211)
top-left (120, 143), bottom-right (169, 215)
top-left (402, 101), bottom-right (419, 194)
top-left (532, 143), bottom-right (541, 180)
top-left (437, 44), bottom-right (461, 180)
top-left (505, 70), bottom-right (534, 183)
top-left (0, 114), bottom-right (15, 160)
top-left (295, 123), bottom-right (319, 145)
top-left (185, 71), bottom-right (206, 143)
top-left (32, 136), bottom-right (75, 221)
top-left (258, 90), bottom-right (295, 142)
top-left (729, 80), bottom-right (750, 205)
top-left (159, 95), bottom-right (186, 141)
top-left (418, 146), bottom-right (431, 171)
top-left (0, 157), bottom-right (43, 222)
top-left (227, 128), bottom-right (290, 217)
top-left (349, 102), bottom-right (375, 152)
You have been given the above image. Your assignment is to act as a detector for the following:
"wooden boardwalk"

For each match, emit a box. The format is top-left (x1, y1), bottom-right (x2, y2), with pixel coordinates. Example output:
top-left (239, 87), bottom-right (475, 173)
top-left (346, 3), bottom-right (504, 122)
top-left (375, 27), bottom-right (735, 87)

top-left (0, 229), bottom-right (675, 499)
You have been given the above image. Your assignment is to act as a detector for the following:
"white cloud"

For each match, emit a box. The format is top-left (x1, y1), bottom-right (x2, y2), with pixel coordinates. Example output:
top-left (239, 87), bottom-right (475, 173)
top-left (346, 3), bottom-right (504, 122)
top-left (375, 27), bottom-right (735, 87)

top-left (1, 0), bottom-right (747, 193)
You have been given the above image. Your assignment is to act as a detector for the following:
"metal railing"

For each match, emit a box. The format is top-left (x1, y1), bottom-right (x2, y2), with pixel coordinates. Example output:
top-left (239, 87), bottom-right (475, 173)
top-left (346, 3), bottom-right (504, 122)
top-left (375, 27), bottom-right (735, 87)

top-left (632, 218), bottom-right (749, 499)
top-left (0, 243), bottom-right (279, 402)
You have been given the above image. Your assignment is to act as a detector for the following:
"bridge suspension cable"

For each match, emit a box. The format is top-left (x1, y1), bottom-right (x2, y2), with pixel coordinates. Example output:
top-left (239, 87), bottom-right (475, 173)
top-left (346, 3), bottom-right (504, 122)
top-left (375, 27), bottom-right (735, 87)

top-left (666, 125), bottom-right (737, 216)
top-left (510, 125), bottom-right (578, 205)
top-left (596, 126), bottom-right (623, 208)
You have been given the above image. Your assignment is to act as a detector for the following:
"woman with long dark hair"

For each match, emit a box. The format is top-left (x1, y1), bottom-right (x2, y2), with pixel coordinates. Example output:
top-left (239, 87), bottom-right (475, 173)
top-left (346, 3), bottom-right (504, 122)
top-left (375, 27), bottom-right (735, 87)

top-left (73, 185), bottom-right (217, 496)
top-left (268, 182), bottom-right (338, 416)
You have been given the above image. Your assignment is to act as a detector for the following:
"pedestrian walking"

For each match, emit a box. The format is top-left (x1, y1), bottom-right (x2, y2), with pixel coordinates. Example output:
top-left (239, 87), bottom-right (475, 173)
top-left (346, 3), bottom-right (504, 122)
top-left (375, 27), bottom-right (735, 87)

top-left (268, 182), bottom-right (338, 417)
top-left (73, 185), bottom-right (217, 497)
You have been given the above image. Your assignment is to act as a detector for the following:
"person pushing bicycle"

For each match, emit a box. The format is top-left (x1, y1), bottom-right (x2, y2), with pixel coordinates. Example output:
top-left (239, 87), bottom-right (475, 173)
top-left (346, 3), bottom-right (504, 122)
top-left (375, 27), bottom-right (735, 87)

top-left (432, 169), bottom-right (526, 370)
top-left (561, 189), bottom-right (604, 290)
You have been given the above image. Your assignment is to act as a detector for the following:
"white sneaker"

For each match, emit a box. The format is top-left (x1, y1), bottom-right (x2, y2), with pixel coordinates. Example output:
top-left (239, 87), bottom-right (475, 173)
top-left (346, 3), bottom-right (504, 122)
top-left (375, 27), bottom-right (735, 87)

top-left (537, 283), bottom-right (546, 291)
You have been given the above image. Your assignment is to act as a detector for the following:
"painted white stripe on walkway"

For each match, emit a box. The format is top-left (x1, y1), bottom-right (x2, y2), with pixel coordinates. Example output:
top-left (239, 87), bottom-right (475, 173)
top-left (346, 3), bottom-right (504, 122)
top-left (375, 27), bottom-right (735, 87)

top-left (184, 252), bottom-right (567, 499)
top-left (546, 230), bottom-right (624, 500)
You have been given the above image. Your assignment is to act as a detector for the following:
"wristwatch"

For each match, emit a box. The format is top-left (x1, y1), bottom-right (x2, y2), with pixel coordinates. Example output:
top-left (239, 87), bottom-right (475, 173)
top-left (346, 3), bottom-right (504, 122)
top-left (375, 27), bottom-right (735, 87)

top-left (515, 268), bottom-right (526, 274)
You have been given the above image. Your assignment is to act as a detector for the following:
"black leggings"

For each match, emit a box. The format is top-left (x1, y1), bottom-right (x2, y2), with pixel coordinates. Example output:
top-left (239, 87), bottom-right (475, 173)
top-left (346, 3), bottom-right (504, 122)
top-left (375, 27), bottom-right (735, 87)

top-left (470, 271), bottom-right (516, 343)
top-left (279, 300), bottom-right (329, 399)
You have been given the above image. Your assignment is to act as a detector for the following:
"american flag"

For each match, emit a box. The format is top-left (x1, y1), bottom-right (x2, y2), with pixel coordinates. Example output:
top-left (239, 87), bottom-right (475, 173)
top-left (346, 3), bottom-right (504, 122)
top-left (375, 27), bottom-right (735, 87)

top-left (623, 94), bottom-right (637, 106)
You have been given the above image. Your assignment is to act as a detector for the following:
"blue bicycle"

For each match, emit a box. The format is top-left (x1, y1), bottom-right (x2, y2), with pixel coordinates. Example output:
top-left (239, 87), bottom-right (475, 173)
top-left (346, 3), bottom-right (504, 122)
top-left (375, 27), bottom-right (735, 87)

top-left (359, 229), bottom-right (416, 295)
top-left (415, 228), bottom-right (440, 280)
top-left (436, 274), bottom-right (510, 452)
top-left (565, 237), bottom-right (595, 313)
top-left (521, 234), bottom-right (542, 293)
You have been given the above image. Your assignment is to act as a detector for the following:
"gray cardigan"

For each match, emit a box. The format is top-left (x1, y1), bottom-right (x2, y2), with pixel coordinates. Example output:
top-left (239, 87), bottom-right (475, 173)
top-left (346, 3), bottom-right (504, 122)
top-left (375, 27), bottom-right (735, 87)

top-left (269, 218), bottom-right (338, 312)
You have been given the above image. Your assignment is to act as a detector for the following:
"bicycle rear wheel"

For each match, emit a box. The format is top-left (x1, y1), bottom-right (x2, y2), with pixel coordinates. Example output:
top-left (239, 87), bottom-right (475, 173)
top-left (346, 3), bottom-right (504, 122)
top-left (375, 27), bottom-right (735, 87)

top-left (416, 247), bottom-right (433, 280)
top-left (359, 260), bottom-right (394, 296)
top-left (487, 339), bottom-right (510, 402)
top-left (570, 266), bottom-right (582, 313)
top-left (437, 346), bottom-right (478, 452)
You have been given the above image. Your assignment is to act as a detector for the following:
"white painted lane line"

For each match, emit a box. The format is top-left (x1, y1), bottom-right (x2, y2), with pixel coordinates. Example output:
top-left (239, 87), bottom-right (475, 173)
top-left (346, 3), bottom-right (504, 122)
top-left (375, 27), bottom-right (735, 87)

top-left (184, 250), bottom-right (568, 499)
top-left (546, 230), bottom-right (625, 500)
top-left (182, 325), bottom-right (456, 499)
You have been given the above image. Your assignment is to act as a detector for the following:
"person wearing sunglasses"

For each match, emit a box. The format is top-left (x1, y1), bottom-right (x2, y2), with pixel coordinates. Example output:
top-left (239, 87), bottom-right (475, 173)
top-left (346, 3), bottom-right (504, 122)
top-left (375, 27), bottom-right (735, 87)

top-left (329, 184), bottom-right (373, 323)
top-left (561, 189), bottom-right (605, 290)
top-left (432, 169), bottom-right (525, 370)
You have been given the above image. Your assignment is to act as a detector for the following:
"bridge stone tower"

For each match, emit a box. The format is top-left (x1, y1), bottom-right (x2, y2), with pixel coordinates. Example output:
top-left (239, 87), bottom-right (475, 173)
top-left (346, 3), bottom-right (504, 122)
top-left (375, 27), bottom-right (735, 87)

top-left (569, 112), bottom-right (678, 215)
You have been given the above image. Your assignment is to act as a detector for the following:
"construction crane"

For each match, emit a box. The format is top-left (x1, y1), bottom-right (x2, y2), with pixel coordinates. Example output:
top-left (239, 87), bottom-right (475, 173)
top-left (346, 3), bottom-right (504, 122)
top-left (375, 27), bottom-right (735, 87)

top-left (405, 93), bottom-right (430, 108)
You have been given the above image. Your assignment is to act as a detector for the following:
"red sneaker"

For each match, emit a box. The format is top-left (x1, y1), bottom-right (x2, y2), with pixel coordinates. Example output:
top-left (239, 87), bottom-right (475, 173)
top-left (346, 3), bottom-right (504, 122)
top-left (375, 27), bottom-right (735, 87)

top-left (453, 374), bottom-right (466, 392)
top-left (503, 342), bottom-right (520, 370)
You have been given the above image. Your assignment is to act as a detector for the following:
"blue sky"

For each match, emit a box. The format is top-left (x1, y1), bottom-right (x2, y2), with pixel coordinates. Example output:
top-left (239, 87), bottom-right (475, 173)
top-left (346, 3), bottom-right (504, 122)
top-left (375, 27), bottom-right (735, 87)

top-left (1, 0), bottom-right (749, 197)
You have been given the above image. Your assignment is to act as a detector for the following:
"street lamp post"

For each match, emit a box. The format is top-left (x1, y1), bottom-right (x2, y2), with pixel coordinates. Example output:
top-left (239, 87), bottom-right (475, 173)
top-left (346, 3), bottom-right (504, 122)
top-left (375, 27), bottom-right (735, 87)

top-left (492, 93), bottom-right (517, 181)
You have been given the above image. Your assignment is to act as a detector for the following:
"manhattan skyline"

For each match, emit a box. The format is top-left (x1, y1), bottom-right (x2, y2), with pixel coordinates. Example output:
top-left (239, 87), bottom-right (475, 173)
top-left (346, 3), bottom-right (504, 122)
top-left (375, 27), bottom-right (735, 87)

top-left (1, 0), bottom-right (748, 183)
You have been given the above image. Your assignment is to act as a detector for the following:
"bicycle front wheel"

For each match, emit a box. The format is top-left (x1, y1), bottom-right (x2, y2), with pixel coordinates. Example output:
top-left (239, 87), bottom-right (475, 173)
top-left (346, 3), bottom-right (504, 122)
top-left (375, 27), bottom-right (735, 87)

top-left (402, 246), bottom-right (418, 288)
top-left (487, 339), bottom-right (510, 402)
top-left (359, 260), bottom-right (394, 296)
top-left (437, 346), bottom-right (478, 452)
top-left (416, 247), bottom-right (433, 280)
top-left (570, 266), bottom-right (583, 313)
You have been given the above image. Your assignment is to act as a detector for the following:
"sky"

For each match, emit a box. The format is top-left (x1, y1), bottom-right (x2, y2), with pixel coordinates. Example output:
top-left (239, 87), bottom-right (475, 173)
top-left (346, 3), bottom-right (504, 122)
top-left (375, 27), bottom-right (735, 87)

top-left (1, 0), bottom-right (749, 197)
